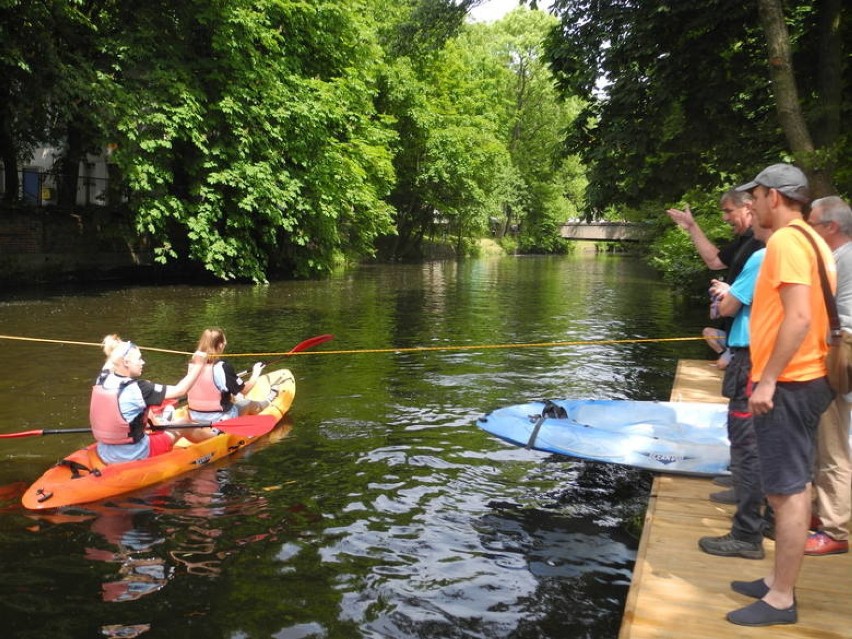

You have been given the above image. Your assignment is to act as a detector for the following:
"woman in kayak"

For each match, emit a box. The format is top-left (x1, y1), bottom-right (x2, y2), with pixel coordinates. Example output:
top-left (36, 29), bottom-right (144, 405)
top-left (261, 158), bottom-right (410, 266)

top-left (91, 336), bottom-right (212, 464)
top-left (187, 327), bottom-right (275, 424)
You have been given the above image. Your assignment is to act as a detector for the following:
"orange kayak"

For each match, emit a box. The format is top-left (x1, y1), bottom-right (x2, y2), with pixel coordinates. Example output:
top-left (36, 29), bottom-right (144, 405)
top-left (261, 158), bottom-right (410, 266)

top-left (22, 368), bottom-right (295, 510)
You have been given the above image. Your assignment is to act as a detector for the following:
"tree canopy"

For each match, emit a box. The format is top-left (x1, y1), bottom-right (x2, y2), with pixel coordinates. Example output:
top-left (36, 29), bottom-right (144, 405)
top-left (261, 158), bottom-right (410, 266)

top-left (1, 0), bottom-right (582, 280)
top-left (1, 1), bottom-right (848, 285)
top-left (544, 0), bottom-right (850, 217)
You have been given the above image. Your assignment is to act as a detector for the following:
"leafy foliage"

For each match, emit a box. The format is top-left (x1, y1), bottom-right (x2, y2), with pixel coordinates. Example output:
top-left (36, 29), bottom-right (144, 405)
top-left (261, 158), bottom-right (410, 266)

top-left (99, 0), bottom-right (395, 281)
top-left (545, 0), bottom-right (850, 215)
top-left (647, 191), bottom-right (732, 294)
top-left (377, 6), bottom-right (586, 259)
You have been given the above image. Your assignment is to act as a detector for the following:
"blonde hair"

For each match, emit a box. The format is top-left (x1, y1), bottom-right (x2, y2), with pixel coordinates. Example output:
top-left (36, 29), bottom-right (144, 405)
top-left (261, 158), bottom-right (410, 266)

top-left (101, 334), bottom-right (123, 358)
top-left (195, 328), bottom-right (227, 361)
top-left (101, 334), bottom-right (138, 366)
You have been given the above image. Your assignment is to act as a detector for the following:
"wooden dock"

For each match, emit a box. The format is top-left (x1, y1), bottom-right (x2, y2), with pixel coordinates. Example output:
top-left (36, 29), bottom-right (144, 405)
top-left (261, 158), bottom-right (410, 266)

top-left (619, 360), bottom-right (852, 638)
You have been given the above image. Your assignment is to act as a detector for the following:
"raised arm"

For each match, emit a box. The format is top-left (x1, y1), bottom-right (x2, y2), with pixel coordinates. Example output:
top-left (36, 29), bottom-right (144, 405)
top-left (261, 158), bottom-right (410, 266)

top-left (667, 206), bottom-right (726, 270)
top-left (163, 351), bottom-right (208, 399)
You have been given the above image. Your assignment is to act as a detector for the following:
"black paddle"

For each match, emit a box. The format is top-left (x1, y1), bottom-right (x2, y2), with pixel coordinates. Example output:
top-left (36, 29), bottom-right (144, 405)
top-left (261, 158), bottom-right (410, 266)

top-left (0, 414), bottom-right (277, 440)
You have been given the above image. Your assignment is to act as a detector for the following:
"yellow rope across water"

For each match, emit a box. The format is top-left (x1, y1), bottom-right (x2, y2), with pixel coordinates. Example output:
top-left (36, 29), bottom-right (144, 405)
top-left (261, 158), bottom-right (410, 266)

top-left (0, 333), bottom-right (709, 359)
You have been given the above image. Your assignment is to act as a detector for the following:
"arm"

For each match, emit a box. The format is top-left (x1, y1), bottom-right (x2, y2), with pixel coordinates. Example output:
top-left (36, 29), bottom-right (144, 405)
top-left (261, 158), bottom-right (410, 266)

top-left (748, 283), bottom-right (811, 415)
top-left (666, 206), bottom-right (726, 270)
top-left (835, 251), bottom-right (852, 330)
top-left (241, 362), bottom-right (265, 393)
top-left (163, 351), bottom-right (207, 399)
top-left (220, 360), bottom-right (259, 395)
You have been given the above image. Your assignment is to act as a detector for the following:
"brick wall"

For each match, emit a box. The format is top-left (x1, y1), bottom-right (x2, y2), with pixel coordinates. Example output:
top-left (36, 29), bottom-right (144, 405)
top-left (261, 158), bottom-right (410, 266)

top-left (0, 208), bottom-right (153, 283)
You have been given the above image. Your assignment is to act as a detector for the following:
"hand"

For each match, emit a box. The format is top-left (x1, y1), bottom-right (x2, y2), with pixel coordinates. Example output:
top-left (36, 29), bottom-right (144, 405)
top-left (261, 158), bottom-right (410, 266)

top-left (709, 279), bottom-right (729, 298)
top-left (252, 362), bottom-right (266, 376)
top-left (748, 381), bottom-right (775, 415)
top-left (666, 205), bottom-right (695, 231)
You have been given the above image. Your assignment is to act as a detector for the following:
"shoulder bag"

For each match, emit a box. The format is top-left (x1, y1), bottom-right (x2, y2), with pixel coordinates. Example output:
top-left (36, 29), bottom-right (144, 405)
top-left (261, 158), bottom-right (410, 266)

top-left (790, 224), bottom-right (851, 395)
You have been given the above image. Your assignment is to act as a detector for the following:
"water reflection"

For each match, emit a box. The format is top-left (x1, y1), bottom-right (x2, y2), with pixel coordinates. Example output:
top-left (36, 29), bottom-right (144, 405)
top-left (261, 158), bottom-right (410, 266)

top-left (85, 507), bottom-right (172, 602)
top-left (0, 255), bottom-right (709, 638)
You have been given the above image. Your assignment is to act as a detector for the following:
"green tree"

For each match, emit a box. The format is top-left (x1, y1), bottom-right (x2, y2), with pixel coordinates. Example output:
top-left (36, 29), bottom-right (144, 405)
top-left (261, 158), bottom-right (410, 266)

top-left (375, 0), bottom-right (509, 259)
top-left (545, 0), bottom-right (850, 215)
top-left (0, 0), bottom-right (98, 203)
top-left (100, 0), bottom-right (396, 281)
top-left (485, 8), bottom-right (586, 251)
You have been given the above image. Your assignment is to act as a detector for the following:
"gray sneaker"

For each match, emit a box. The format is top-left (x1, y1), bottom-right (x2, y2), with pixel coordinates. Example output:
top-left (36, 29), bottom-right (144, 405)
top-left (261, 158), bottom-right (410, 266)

top-left (699, 532), bottom-right (764, 559)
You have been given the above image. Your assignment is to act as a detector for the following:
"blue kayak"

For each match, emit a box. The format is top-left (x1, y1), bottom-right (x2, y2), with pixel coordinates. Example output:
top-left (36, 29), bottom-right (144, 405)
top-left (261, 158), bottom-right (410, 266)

top-left (476, 399), bottom-right (731, 476)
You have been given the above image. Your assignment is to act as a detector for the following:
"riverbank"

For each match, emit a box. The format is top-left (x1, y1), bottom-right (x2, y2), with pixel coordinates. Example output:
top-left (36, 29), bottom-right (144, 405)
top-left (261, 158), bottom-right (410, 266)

top-left (0, 207), bottom-right (518, 288)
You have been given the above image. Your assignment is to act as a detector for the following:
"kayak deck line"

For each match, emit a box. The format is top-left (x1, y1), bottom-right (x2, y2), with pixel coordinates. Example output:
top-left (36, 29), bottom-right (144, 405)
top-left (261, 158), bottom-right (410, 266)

top-left (619, 359), bottom-right (851, 639)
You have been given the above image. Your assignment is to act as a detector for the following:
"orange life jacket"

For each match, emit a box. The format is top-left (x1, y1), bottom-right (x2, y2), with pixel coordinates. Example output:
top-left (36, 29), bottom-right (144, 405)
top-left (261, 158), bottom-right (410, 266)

top-left (187, 363), bottom-right (226, 412)
top-left (89, 381), bottom-right (141, 445)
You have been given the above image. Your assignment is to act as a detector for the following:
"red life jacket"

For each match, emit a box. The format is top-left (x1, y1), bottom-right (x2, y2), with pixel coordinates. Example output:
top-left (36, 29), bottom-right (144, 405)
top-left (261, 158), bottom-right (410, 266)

top-left (90, 382), bottom-right (137, 445)
top-left (187, 363), bottom-right (225, 412)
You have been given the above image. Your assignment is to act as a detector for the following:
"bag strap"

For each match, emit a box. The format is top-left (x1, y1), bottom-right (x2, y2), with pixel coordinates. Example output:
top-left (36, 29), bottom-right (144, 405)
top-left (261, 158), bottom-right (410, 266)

top-left (789, 224), bottom-right (841, 344)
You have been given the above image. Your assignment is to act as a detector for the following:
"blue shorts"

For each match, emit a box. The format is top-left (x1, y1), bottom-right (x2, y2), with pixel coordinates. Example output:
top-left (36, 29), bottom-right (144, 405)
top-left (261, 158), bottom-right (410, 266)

top-left (753, 378), bottom-right (833, 495)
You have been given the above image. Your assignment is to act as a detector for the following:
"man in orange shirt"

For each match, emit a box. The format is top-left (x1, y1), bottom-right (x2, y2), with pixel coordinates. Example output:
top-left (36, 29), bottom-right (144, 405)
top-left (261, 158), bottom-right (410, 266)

top-left (726, 164), bottom-right (835, 627)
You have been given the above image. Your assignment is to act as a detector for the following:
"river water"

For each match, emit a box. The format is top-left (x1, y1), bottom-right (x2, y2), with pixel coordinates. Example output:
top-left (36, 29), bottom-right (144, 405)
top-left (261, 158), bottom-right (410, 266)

top-left (0, 254), bottom-right (709, 638)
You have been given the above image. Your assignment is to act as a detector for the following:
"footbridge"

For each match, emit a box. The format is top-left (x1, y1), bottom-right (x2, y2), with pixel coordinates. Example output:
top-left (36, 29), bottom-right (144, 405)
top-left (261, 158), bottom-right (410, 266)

top-left (560, 221), bottom-right (651, 242)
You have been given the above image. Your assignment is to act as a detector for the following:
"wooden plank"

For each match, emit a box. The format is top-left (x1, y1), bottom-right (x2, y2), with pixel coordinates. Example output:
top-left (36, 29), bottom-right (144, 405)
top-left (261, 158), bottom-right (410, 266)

top-left (669, 359), bottom-right (727, 404)
top-left (619, 360), bottom-right (852, 638)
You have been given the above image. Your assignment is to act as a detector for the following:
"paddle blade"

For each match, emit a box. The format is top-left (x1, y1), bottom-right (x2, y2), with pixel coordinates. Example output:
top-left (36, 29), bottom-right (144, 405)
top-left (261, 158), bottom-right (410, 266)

top-left (288, 334), bottom-right (334, 354)
top-left (0, 429), bottom-right (45, 439)
top-left (209, 414), bottom-right (278, 437)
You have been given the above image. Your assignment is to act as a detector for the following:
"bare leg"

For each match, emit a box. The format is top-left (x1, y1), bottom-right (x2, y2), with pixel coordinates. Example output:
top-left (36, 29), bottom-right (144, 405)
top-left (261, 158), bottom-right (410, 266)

top-left (169, 427), bottom-right (218, 443)
top-left (762, 486), bottom-right (811, 609)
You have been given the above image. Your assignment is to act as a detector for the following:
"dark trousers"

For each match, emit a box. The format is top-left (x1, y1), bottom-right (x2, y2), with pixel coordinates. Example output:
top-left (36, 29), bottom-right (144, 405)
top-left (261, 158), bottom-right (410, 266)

top-left (722, 348), bottom-right (768, 542)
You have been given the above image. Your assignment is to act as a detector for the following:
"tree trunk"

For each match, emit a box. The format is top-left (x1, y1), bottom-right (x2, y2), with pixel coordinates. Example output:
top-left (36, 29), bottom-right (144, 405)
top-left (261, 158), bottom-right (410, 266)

top-left (756, 0), bottom-right (835, 196)
top-left (813, 0), bottom-right (843, 174)
top-left (57, 124), bottom-right (84, 207)
top-left (0, 113), bottom-right (19, 203)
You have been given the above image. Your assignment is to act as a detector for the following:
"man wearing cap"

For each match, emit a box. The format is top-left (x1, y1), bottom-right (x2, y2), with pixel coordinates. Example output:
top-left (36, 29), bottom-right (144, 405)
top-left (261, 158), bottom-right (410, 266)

top-left (726, 163), bottom-right (835, 626)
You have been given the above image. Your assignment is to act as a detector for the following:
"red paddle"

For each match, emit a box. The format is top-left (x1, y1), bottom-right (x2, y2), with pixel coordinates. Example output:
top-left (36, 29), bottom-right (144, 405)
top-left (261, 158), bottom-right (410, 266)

top-left (151, 414), bottom-right (278, 438)
top-left (288, 334), bottom-right (334, 354)
top-left (238, 333), bottom-right (334, 376)
top-left (0, 414), bottom-right (278, 440)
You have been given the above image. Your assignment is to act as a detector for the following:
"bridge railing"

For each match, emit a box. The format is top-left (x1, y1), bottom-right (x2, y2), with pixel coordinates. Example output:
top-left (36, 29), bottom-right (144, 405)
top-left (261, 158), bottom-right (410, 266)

top-left (559, 221), bottom-right (651, 242)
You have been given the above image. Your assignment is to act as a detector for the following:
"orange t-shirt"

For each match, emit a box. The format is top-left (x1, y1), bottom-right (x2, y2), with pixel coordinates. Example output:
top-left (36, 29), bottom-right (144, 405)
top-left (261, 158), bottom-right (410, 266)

top-left (750, 219), bottom-right (836, 383)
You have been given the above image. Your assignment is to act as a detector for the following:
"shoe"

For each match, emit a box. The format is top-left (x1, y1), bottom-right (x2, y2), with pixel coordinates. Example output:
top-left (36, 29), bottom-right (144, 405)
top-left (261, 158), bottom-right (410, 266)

top-left (731, 578), bottom-right (770, 599)
top-left (712, 475), bottom-right (733, 487)
top-left (699, 533), bottom-right (764, 559)
top-left (804, 532), bottom-right (849, 556)
top-left (727, 599), bottom-right (797, 626)
top-left (710, 489), bottom-right (736, 504)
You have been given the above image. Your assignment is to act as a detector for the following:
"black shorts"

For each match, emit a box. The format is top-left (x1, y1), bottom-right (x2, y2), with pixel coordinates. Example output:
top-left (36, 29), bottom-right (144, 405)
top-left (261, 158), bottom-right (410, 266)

top-left (753, 377), bottom-right (833, 495)
top-left (722, 348), bottom-right (751, 410)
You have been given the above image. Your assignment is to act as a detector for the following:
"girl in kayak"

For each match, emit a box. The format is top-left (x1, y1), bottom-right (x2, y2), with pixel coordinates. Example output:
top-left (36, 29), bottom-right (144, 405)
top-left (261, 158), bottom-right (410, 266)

top-left (91, 336), bottom-right (212, 464)
top-left (187, 327), bottom-right (276, 424)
